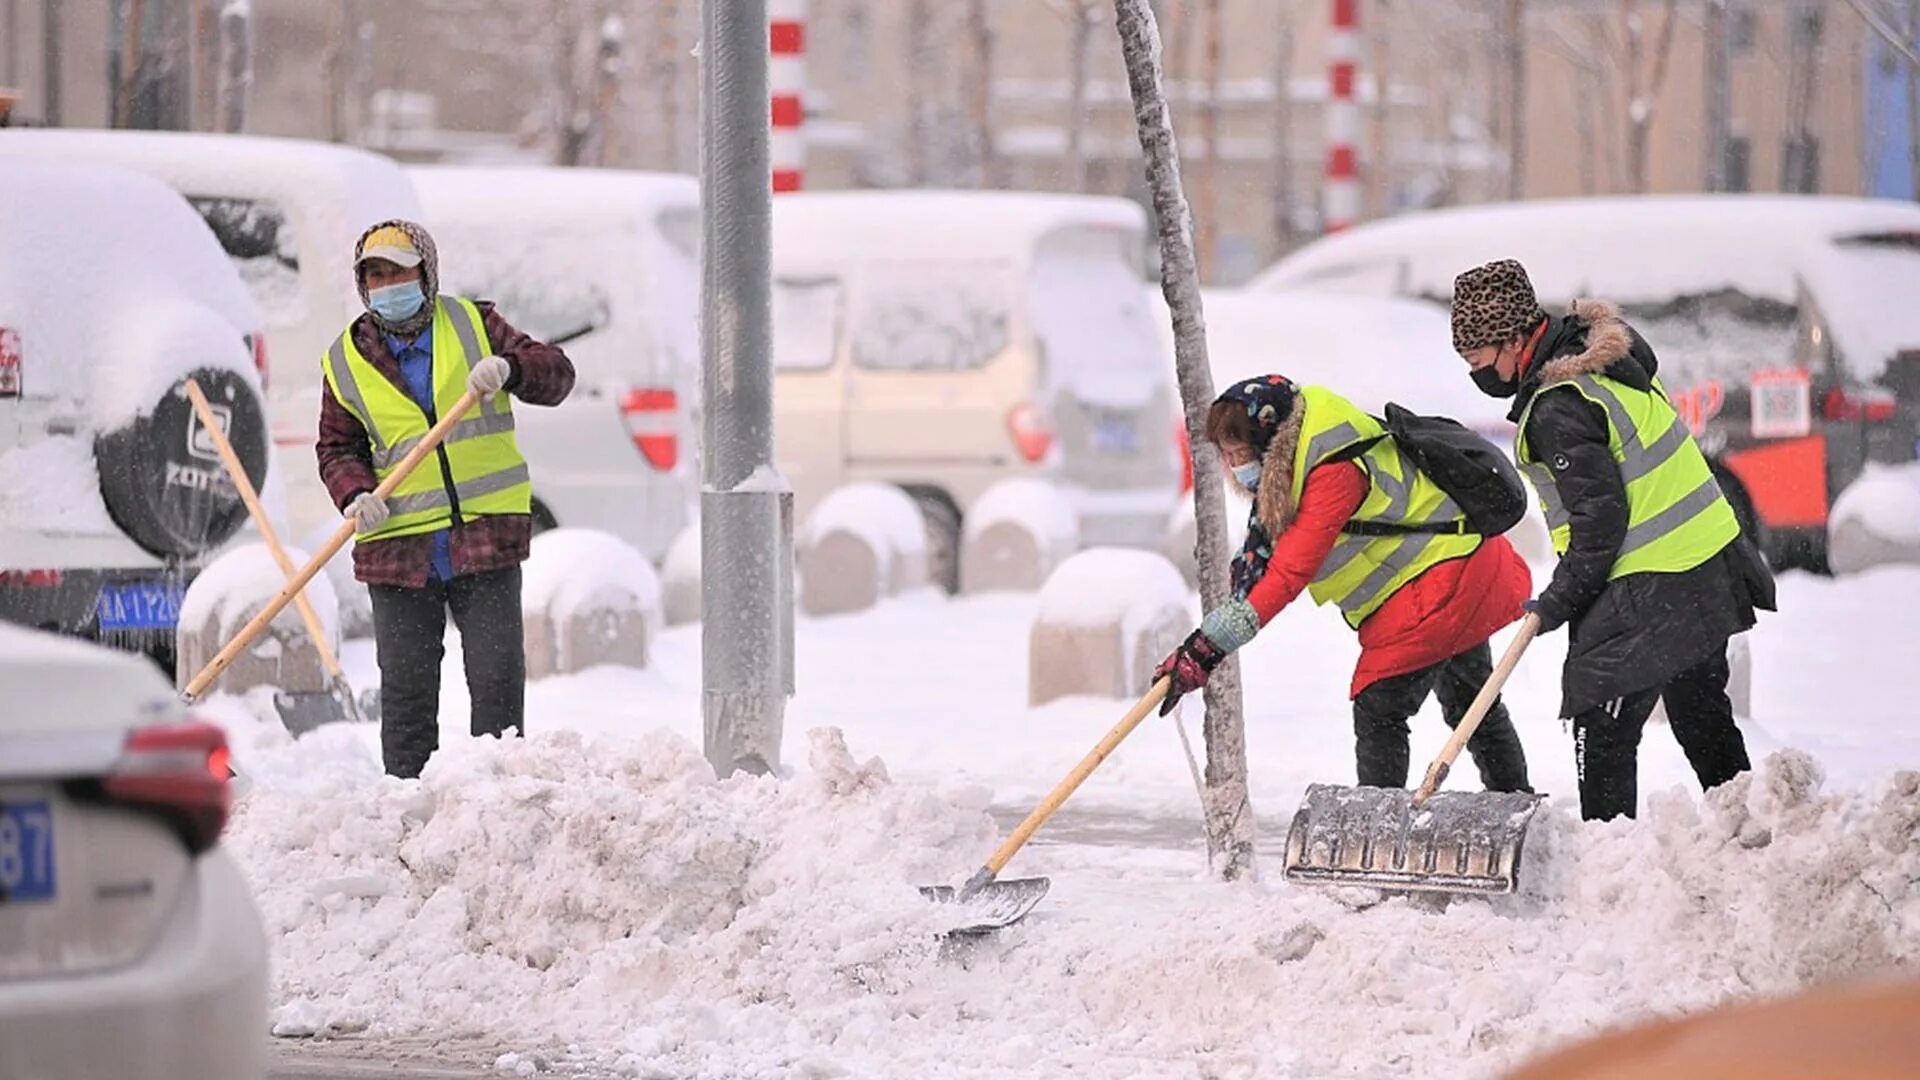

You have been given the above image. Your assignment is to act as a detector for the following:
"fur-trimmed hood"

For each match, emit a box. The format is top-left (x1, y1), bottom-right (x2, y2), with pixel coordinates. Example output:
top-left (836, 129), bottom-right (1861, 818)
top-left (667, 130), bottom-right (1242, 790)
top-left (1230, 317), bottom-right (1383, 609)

top-left (1509, 298), bottom-right (1659, 423)
top-left (1225, 392), bottom-right (1307, 539)
top-left (1539, 299), bottom-right (1636, 384)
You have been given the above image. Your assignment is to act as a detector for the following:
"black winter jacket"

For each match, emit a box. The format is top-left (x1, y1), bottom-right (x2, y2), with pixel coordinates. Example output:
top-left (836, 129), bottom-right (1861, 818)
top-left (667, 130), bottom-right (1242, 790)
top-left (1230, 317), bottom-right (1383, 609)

top-left (1509, 300), bottom-right (1777, 716)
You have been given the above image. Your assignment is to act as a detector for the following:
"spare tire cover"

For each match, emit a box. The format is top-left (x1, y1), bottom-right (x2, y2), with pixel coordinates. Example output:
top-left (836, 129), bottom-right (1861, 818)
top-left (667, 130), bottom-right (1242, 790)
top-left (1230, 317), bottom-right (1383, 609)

top-left (95, 367), bottom-right (269, 558)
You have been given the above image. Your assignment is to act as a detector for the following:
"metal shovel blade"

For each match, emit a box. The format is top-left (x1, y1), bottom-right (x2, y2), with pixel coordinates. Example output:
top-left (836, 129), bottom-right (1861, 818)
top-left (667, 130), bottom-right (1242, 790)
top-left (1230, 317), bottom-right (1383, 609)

top-left (1282, 783), bottom-right (1544, 895)
top-left (918, 876), bottom-right (1051, 935)
top-left (271, 675), bottom-right (362, 736)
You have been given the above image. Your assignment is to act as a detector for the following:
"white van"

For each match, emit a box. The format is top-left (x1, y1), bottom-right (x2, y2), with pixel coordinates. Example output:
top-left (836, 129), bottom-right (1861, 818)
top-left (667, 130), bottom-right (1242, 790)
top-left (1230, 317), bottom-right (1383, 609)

top-left (407, 165), bottom-right (699, 561)
top-left (0, 159), bottom-right (267, 672)
top-left (771, 191), bottom-right (1182, 588)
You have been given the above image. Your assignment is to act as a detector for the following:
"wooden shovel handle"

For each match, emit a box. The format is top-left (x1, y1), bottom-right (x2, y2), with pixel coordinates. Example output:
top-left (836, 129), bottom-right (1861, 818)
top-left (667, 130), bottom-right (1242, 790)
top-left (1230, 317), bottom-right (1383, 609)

top-left (984, 676), bottom-right (1172, 876)
top-left (183, 379), bottom-right (344, 680)
top-left (181, 388), bottom-right (482, 703)
top-left (1412, 614), bottom-right (1540, 806)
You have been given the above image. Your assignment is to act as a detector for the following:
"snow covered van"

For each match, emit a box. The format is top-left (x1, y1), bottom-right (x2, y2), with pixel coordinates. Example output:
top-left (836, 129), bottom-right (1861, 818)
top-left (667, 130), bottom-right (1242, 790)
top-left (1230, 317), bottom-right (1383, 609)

top-left (0, 160), bottom-right (268, 673)
top-left (1252, 196), bottom-right (1920, 570)
top-left (408, 165), bottom-right (698, 562)
top-left (772, 191), bottom-right (1183, 589)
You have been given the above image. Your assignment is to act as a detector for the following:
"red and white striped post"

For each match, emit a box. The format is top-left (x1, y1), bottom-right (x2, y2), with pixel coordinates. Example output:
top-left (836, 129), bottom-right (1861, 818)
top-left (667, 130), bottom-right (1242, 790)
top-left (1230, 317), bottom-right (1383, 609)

top-left (1323, 0), bottom-right (1361, 233)
top-left (769, 0), bottom-right (806, 192)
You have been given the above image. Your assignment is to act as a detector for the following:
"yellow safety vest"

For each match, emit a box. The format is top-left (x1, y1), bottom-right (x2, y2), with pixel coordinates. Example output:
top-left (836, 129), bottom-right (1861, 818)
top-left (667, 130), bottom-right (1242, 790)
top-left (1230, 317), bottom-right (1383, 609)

top-left (1294, 386), bottom-right (1483, 629)
top-left (320, 297), bottom-right (531, 542)
top-left (1515, 372), bottom-right (1739, 579)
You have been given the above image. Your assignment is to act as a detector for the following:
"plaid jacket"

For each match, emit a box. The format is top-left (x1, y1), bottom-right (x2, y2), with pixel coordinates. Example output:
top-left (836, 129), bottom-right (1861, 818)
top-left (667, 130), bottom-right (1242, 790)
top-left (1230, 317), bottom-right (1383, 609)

top-left (316, 301), bottom-right (575, 588)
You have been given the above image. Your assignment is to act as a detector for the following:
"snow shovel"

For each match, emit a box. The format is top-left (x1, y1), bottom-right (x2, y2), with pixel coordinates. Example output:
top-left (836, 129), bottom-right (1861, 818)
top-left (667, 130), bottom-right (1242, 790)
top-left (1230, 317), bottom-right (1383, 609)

top-left (920, 676), bottom-right (1172, 934)
top-left (181, 388), bottom-right (484, 708)
top-left (1282, 615), bottom-right (1545, 895)
top-left (184, 379), bottom-right (365, 733)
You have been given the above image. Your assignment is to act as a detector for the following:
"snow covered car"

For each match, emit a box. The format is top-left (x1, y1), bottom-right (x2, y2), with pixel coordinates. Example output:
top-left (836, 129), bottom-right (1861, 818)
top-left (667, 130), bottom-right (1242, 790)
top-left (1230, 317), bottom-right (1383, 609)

top-left (1250, 195), bottom-right (1920, 570)
top-left (407, 164), bottom-right (698, 562)
top-left (0, 624), bottom-right (268, 1080)
top-left (0, 128), bottom-right (422, 544)
top-left (772, 191), bottom-right (1183, 590)
top-left (0, 159), bottom-right (269, 674)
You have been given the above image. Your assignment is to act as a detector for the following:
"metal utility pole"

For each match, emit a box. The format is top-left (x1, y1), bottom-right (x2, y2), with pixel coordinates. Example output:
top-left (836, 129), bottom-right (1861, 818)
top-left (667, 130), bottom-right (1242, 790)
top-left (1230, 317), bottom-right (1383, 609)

top-left (1113, 0), bottom-right (1256, 881)
top-left (700, 0), bottom-right (793, 778)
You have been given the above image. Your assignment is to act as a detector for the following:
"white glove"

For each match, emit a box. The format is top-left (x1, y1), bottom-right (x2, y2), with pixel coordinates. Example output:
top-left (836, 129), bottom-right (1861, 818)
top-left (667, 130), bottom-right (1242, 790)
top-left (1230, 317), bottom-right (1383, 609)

top-left (468, 355), bottom-right (511, 398)
top-left (347, 491), bottom-right (389, 531)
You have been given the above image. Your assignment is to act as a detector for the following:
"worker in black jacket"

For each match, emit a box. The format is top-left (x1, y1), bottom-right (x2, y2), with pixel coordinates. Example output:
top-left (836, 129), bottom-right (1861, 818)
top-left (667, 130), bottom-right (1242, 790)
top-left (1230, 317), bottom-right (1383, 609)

top-left (1450, 259), bottom-right (1776, 820)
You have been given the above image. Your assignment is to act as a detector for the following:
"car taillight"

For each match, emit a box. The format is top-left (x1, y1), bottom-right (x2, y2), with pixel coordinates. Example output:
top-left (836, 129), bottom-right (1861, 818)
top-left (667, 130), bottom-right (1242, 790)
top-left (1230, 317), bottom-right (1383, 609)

top-left (0, 325), bottom-right (21, 398)
top-left (246, 333), bottom-right (269, 392)
top-left (1007, 402), bottom-right (1054, 464)
top-left (1822, 386), bottom-right (1897, 423)
top-left (620, 387), bottom-right (680, 471)
top-left (101, 721), bottom-right (232, 855)
top-left (0, 569), bottom-right (63, 587)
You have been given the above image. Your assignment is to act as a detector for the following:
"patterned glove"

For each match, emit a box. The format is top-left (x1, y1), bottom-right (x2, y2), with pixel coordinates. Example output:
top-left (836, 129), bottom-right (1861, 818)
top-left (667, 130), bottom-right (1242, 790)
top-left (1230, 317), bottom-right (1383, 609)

top-left (1151, 629), bottom-right (1228, 717)
top-left (467, 355), bottom-right (511, 397)
top-left (347, 491), bottom-right (388, 531)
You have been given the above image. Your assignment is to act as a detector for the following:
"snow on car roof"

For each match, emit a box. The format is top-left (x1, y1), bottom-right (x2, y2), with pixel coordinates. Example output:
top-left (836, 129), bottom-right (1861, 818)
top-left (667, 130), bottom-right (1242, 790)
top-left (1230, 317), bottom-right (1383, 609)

top-left (0, 158), bottom-right (262, 418)
top-left (772, 190), bottom-right (1145, 267)
top-left (0, 128), bottom-right (421, 230)
top-left (1799, 234), bottom-right (1920, 381)
top-left (1250, 195), bottom-right (1920, 308)
top-left (408, 165), bottom-right (697, 225)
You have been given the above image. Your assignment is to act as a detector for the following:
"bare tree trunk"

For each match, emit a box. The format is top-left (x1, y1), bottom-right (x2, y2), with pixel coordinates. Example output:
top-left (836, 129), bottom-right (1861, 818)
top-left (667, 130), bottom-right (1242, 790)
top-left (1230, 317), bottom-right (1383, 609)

top-left (1, 0), bottom-right (16, 88)
top-left (652, 0), bottom-right (682, 171)
top-left (1591, 15), bottom-right (1623, 192)
top-left (1196, 0), bottom-right (1221, 281)
top-left (1111, 0), bottom-right (1255, 882)
top-left (214, 0), bottom-right (251, 134)
top-left (578, 12), bottom-right (624, 166)
top-left (1505, 0), bottom-right (1526, 198)
top-left (1623, 0), bottom-right (1678, 193)
top-left (115, 0), bottom-right (148, 128)
top-left (969, 0), bottom-right (998, 187)
top-left (42, 0), bottom-right (62, 125)
top-left (1783, 0), bottom-right (1821, 192)
top-left (1270, 0), bottom-right (1295, 256)
top-left (1703, 0), bottom-right (1729, 190)
top-left (1166, 0), bottom-right (1192, 119)
top-left (1909, 0), bottom-right (1920, 199)
top-left (1064, 0), bottom-right (1097, 192)
top-left (906, 0), bottom-right (932, 184)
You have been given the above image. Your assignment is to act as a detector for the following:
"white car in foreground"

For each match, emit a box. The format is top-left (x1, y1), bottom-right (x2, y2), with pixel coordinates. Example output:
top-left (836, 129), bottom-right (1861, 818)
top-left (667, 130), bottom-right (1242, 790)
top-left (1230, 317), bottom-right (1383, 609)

top-left (0, 625), bottom-right (267, 1080)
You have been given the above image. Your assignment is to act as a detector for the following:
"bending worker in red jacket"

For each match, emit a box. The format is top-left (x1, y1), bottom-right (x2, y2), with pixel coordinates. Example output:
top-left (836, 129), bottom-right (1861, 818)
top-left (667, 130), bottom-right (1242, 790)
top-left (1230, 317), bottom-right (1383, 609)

top-left (1153, 375), bottom-right (1533, 793)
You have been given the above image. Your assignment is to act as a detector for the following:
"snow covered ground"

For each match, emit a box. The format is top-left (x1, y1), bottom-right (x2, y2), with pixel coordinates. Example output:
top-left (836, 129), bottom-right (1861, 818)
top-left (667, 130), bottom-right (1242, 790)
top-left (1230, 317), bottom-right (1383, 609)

top-left (203, 562), bottom-right (1920, 1078)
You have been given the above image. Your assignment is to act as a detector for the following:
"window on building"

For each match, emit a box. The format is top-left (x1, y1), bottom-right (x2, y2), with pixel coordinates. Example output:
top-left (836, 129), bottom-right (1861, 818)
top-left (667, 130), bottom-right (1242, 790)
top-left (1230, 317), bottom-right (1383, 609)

top-left (1725, 136), bottom-right (1751, 193)
top-left (1782, 135), bottom-right (1821, 194)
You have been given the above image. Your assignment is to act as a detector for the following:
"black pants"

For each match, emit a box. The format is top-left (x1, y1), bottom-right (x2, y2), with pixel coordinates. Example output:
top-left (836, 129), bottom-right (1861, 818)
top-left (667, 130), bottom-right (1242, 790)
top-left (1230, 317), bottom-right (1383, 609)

top-left (1352, 641), bottom-right (1532, 792)
top-left (369, 567), bottom-right (526, 779)
top-left (1572, 649), bottom-right (1750, 821)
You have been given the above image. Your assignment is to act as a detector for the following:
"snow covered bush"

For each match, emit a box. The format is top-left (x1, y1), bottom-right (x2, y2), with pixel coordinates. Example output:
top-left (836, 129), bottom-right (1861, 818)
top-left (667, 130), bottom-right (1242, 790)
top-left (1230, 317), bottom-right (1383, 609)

top-left (521, 528), bottom-right (663, 677)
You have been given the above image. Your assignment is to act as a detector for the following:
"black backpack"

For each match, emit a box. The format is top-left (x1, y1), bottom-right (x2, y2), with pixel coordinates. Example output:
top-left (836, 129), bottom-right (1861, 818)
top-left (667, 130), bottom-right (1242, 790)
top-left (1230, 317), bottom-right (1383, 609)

top-left (1339, 403), bottom-right (1528, 537)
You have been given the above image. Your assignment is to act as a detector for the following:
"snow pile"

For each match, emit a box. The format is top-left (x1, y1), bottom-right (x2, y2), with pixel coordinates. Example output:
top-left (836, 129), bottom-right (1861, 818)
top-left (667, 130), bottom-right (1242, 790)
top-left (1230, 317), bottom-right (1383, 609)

top-left (964, 478), bottom-right (1080, 547)
top-left (178, 541), bottom-right (339, 653)
top-left (0, 435), bottom-right (116, 535)
top-left (800, 482), bottom-right (928, 560)
top-left (229, 734), bottom-right (1920, 1078)
top-left (227, 727), bottom-right (993, 1051)
top-left (521, 528), bottom-right (663, 626)
top-left (1035, 547), bottom-right (1193, 649)
top-left (1831, 462), bottom-right (1920, 545)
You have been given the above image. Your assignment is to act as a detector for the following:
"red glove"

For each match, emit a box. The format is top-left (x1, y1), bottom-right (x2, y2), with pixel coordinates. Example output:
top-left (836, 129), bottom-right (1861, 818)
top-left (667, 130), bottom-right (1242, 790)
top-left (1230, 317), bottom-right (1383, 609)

top-left (1151, 630), bottom-right (1227, 716)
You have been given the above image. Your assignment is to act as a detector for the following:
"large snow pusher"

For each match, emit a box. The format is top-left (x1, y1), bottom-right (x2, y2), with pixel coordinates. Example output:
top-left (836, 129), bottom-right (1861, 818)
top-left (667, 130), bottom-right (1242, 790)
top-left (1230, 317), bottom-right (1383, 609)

top-left (1283, 615), bottom-right (1545, 895)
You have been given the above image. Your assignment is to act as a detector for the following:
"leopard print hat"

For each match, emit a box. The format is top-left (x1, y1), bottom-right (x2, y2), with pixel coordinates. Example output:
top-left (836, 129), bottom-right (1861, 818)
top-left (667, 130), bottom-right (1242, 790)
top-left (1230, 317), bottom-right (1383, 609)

top-left (1451, 258), bottom-right (1545, 353)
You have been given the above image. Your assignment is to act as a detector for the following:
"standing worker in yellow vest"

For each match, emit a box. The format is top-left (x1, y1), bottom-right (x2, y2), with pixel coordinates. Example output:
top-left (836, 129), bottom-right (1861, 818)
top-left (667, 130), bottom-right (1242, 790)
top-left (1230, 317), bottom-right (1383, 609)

top-left (317, 220), bottom-right (576, 778)
top-left (1450, 259), bottom-right (1775, 821)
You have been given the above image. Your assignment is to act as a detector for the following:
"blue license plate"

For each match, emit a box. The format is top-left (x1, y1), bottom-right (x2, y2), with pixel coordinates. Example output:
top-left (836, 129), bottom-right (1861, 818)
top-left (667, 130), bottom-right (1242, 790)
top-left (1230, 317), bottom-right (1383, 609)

top-left (96, 579), bottom-right (185, 632)
top-left (1093, 416), bottom-right (1139, 454)
top-left (0, 801), bottom-right (56, 903)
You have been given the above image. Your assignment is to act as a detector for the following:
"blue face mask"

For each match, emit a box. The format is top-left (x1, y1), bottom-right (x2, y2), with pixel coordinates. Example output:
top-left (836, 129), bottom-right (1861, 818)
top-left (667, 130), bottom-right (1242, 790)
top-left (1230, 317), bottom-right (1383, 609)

top-left (368, 280), bottom-right (426, 323)
top-left (1232, 461), bottom-right (1262, 489)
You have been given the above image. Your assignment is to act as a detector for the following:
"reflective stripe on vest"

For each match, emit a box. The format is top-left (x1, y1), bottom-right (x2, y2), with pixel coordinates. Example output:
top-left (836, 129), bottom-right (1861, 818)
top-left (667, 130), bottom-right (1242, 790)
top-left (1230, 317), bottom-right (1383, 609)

top-left (1516, 372), bottom-right (1739, 580)
top-left (1288, 386), bottom-right (1482, 629)
top-left (320, 297), bottom-right (532, 542)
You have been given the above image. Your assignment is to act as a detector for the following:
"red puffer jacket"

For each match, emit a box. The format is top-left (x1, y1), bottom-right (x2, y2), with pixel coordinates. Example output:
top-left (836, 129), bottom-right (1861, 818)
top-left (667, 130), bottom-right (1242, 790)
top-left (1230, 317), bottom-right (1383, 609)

top-left (1245, 460), bottom-right (1532, 697)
